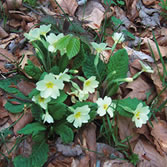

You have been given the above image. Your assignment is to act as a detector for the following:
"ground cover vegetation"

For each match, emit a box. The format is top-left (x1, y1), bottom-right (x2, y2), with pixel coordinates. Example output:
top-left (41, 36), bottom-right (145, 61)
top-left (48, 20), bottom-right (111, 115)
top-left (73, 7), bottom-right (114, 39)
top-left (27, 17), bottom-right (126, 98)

top-left (0, 0), bottom-right (167, 166)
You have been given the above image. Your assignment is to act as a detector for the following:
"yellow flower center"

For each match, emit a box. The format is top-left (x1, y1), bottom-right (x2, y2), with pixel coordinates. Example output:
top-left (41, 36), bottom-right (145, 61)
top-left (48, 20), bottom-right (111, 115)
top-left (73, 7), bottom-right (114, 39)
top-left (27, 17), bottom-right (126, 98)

top-left (85, 80), bottom-right (91, 87)
top-left (38, 97), bottom-right (45, 103)
top-left (103, 104), bottom-right (108, 110)
top-left (135, 111), bottom-right (140, 120)
top-left (46, 82), bottom-right (54, 88)
top-left (74, 112), bottom-right (81, 118)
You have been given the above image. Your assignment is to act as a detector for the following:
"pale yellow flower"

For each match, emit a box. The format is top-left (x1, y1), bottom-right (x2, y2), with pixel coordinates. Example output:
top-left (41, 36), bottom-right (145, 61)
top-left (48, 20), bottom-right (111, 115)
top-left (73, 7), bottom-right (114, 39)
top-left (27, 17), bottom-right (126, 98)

top-left (36, 73), bottom-right (64, 99)
top-left (83, 76), bottom-right (99, 94)
top-left (67, 105), bottom-right (90, 128)
top-left (132, 103), bottom-right (150, 128)
top-left (96, 96), bottom-right (115, 117)
top-left (32, 94), bottom-right (51, 109)
top-left (112, 32), bottom-right (125, 43)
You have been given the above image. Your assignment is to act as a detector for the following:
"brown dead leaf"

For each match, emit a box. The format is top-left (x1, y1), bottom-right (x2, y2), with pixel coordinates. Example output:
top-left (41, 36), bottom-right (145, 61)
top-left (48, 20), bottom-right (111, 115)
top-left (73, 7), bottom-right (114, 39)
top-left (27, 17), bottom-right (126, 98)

top-left (142, 0), bottom-right (157, 6)
top-left (96, 143), bottom-right (124, 159)
top-left (115, 6), bottom-right (136, 31)
top-left (76, 1), bottom-right (105, 30)
top-left (0, 26), bottom-right (8, 39)
top-left (125, 0), bottom-right (139, 20)
top-left (136, 125), bottom-right (154, 144)
top-left (118, 115), bottom-right (139, 143)
top-left (0, 48), bottom-right (16, 72)
top-left (52, 0), bottom-right (78, 16)
top-left (17, 79), bottom-right (35, 96)
top-left (8, 19), bottom-right (21, 28)
top-left (13, 109), bottom-right (33, 135)
top-left (133, 140), bottom-right (167, 167)
top-left (81, 123), bottom-right (97, 167)
top-left (103, 159), bottom-right (134, 167)
top-left (0, 33), bottom-right (18, 49)
top-left (151, 63), bottom-right (167, 104)
top-left (78, 155), bottom-right (90, 167)
top-left (142, 37), bottom-right (167, 61)
top-left (6, 0), bottom-right (22, 10)
top-left (125, 77), bottom-right (152, 100)
top-left (51, 156), bottom-right (73, 167)
top-left (8, 10), bottom-right (34, 22)
top-left (148, 119), bottom-right (167, 155)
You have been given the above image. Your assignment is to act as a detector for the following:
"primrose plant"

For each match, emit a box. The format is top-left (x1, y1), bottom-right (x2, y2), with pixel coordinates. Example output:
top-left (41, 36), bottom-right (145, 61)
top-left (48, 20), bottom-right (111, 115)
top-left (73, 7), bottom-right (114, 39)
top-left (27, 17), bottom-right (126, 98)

top-left (8, 24), bottom-right (152, 166)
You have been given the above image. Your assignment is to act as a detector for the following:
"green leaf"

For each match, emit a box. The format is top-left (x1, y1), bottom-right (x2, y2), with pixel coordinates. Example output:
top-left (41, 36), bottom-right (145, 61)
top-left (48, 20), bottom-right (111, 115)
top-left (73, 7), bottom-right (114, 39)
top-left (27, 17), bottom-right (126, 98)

top-left (58, 55), bottom-right (69, 72)
top-left (111, 16), bottom-right (123, 26)
top-left (116, 0), bottom-right (125, 5)
top-left (115, 98), bottom-right (144, 117)
top-left (55, 35), bottom-right (72, 55)
top-left (72, 41), bottom-right (89, 69)
top-left (0, 75), bottom-right (23, 93)
top-left (31, 104), bottom-right (43, 121)
top-left (49, 103), bottom-right (67, 120)
top-left (14, 141), bottom-right (49, 167)
top-left (14, 156), bottom-right (31, 167)
top-left (66, 37), bottom-right (80, 59)
top-left (31, 141), bottom-right (49, 167)
top-left (17, 122), bottom-right (46, 136)
top-left (122, 30), bottom-right (135, 40)
top-left (49, 65), bottom-right (59, 74)
top-left (5, 100), bottom-right (24, 113)
top-left (82, 55), bottom-right (106, 82)
top-left (107, 49), bottom-right (129, 80)
top-left (24, 60), bottom-right (42, 81)
top-left (55, 124), bottom-right (74, 144)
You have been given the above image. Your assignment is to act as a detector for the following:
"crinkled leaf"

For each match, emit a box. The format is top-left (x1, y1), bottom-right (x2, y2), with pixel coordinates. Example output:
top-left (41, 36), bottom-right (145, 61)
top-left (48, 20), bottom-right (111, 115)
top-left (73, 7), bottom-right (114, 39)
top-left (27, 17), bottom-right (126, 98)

top-left (49, 103), bottom-right (67, 120)
top-left (72, 42), bottom-right (89, 69)
top-left (5, 100), bottom-right (24, 113)
top-left (14, 141), bottom-right (48, 167)
top-left (24, 60), bottom-right (42, 81)
top-left (107, 49), bottom-right (129, 80)
top-left (17, 122), bottom-right (46, 136)
top-left (55, 34), bottom-right (72, 55)
top-left (31, 104), bottom-right (43, 121)
top-left (55, 124), bottom-right (74, 144)
top-left (83, 55), bottom-right (106, 82)
top-left (66, 37), bottom-right (80, 59)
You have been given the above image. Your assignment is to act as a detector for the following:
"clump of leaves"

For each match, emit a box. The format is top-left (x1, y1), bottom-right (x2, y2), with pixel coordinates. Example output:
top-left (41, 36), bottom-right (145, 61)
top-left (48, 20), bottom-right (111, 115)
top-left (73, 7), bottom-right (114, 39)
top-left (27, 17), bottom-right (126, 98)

top-left (0, 24), bottom-right (153, 167)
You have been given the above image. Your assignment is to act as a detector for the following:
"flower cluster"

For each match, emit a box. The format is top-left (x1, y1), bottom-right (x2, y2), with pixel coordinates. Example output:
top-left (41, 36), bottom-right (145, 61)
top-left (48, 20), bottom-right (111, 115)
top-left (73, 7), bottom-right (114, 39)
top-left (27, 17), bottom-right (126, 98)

top-left (32, 70), bottom-right (70, 123)
top-left (69, 76), bottom-right (99, 102)
top-left (24, 24), bottom-right (51, 42)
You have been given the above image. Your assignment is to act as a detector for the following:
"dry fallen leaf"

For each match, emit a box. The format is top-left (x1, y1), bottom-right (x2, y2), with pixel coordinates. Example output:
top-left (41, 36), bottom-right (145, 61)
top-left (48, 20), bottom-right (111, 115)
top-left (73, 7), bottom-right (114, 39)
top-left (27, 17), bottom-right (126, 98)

top-left (51, 0), bottom-right (78, 16)
top-left (125, 0), bottom-right (139, 20)
top-left (142, 0), bottom-right (157, 6)
top-left (151, 63), bottom-right (167, 104)
top-left (81, 123), bottom-right (97, 167)
top-left (76, 1), bottom-right (105, 30)
top-left (6, 0), bottom-right (22, 10)
top-left (142, 37), bottom-right (167, 61)
top-left (103, 159), bottom-right (134, 167)
top-left (133, 140), bottom-right (167, 167)
top-left (17, 79), bottom-right (35, 96)
top-left (149, 119), bottom-right (167, 155)
top-left (125, 77), bottom-right (152, 100)
top-left (117, 115), bottom-right (139, 143)
top-left (13, 109), bottom-right (33, 135)
top-left (0, 26), bottom-right (8, 39)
